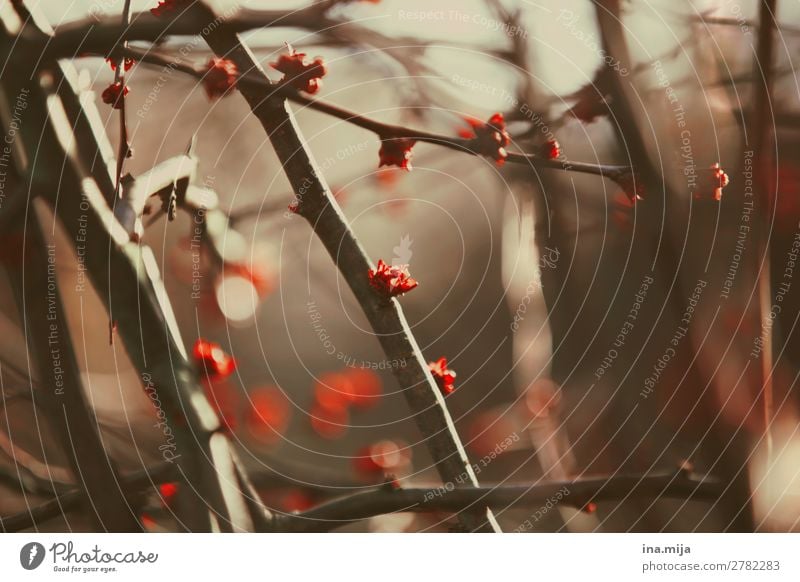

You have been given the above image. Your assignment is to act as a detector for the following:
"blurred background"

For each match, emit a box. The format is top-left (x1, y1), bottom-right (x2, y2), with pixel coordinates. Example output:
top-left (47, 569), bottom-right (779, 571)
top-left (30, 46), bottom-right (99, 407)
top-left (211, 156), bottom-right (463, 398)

top-left (2, 0), bottom-right (800, 532)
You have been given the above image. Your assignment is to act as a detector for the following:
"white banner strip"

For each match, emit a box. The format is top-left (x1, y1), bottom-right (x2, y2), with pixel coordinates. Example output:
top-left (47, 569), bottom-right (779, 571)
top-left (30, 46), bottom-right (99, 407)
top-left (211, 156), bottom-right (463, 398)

top-left (0, 533), bottom-right (797, 580)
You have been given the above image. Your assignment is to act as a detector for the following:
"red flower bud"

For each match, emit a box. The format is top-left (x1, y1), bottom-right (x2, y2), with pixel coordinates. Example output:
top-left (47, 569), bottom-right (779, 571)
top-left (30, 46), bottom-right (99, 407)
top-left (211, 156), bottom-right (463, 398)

top-left (159, 482), bottom-right (178, 508)
top-left (270, 47), bottom-right (327, 94)
top-left (462, 113), bottom-right (510, 165)
top-left (694, 163), bottom-right (729, 201)
top-left (378, 137), bottom-right (416, 171)
top-left (106, 57), bottom-right (135, 72)
top-left (368, 259), bottom-right (418, 298)
top-left (192, 338), bottom-right (236, 380)
top-left (541, 139), bottom-right (561, 160)
top-left (428, 357), bottom-right (456, 395)
top-left (101, 82), bottom-right (128, 110)
top-left (203, 58), bottom-right (238, 100)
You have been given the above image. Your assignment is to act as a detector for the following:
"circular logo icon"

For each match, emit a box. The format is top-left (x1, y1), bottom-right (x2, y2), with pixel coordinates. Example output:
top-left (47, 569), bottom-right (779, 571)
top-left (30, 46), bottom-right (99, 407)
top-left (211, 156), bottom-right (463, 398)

top-left (19, 542), bottom-right (45, 570)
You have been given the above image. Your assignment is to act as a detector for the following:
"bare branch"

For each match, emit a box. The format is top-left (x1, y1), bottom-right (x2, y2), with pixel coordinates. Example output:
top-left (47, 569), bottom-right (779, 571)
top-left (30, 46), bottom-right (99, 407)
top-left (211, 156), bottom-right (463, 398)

top-left (274, 471), bottom-right (723, 532)
top-left (194, 2), bottom-right (501, 532)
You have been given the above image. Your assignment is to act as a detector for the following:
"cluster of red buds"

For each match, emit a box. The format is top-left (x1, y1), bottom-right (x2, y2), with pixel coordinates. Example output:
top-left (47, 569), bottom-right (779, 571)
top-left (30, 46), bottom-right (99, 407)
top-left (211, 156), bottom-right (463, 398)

top-left (460, 113), bottom-right (511, 165)
top-left (270, 46), bottom-right (327, 94)
top-left (192, 338), bottom-right (237, 380)
top-left (541, 139), bottom-right (561, 160)
top-left (378, 137), bottom-right (416, 171)
top-left (203, 58), bottom-right (238, 100)
top-left (368, 259), bottom-right (418, 298)
top-left (694, 163), bottom-right (730, 201)
top-left (428, 357), bottom-right (456, 395)
top-left (101, 82), bottom-right (128, 110)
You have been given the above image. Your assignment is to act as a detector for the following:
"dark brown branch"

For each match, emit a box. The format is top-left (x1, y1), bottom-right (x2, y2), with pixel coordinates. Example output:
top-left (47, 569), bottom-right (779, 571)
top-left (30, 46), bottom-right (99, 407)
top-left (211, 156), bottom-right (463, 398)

top-left (274, 472), bottom-right (723, 532)
top-left (44, 7), bottom-right (316, 62)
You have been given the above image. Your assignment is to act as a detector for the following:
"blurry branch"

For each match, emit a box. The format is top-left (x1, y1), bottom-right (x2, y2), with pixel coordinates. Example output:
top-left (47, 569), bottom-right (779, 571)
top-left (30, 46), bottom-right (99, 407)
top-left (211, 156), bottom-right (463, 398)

top-left (3, 217), bottom-right (142, 531)
top-left (45, 7), bottom-right (318, 60)
top-left (2, 6), bottom-right (272, 531)
top-left (273, 471), bottom-right (724, 532)
top-left (594, 0), bottom-right (757, 531)
top-left (0, 431), bottom-right (73, 495)
top-left (195, 3), bottom-right (500, 533)
top-left (0, 4), bottom-right (143, 528)
top-left (2, 465), bottom-right (723, 533)
top-left (688, 12), bottom-right (800, 36)
top-left (750, 0), bottom-right (778, 463)
top-left (0, 462), bottom-right (176, 533)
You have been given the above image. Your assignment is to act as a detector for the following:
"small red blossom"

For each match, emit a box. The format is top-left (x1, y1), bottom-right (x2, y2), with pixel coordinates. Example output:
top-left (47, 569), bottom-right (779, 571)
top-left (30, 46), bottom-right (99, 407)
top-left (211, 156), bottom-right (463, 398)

top-left (694, 163), bottom-right (729, 201)
top-left (101, 82), bottom-right (128, 110)
top-left (278, 489), bottom-right (315, 512)
top-left (192, 338), bottom-right (237, 380)
top-left (150, 0), bottom-right (188, 17)
top-left (462, 113), bottom-right (510, 165)
top-left (270, 47), bottom-right (327, 94)
top-left (378, 137), bottom-right (416, 171)
top-left (428, 357), bottom-right (456, 395)
top-left (140, 513), bottom-right (157, 529)
top-left (368, 259), bottom-right (418, 297)
top-left (203, 58), bottom-right (238, 100)
top-left (541, 139), bottom-right (561, 160)
top-left (159, 482), bottom-right (178, 507)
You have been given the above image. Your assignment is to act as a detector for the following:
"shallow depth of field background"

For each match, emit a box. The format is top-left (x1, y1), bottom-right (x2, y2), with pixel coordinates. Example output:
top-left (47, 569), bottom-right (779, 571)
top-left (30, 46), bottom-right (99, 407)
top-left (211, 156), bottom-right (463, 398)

top-left (2, 0), bottom-right (800, 532)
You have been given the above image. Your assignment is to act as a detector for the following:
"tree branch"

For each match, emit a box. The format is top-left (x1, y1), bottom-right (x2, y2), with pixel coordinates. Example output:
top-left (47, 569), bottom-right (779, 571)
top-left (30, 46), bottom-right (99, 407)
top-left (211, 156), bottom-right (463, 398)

top-left (273, 471), bottom-right (723, 532)
top-left (194, 2), bottom-right (500, 532)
